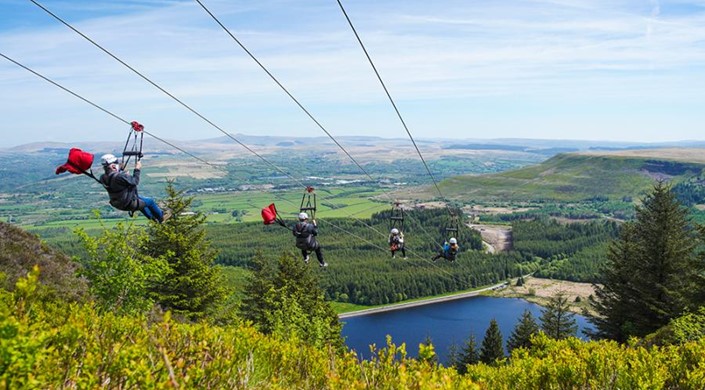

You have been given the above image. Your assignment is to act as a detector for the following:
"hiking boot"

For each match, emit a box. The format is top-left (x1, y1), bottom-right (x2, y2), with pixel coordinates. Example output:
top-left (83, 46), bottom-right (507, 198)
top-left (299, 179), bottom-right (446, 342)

top-left (304, 255), bottom-right (310, 264)
top-left (319, 262), bottom-right (328, 268)
top-left (392, 254), bottom-right (396, 259)
top-left (403, 257), bottom-right (408, 260)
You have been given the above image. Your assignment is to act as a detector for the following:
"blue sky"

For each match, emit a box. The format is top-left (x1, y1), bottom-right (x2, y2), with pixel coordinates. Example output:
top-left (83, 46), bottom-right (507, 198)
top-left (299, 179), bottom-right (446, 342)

top-left (1, 0), bottom-right (705, 147)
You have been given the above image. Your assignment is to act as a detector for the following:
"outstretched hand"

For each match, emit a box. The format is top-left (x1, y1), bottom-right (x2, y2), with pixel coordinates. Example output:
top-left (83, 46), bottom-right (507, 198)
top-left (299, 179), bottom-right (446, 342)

top-left (312, 219), bottom-right (317, 226)
top-left (135, 161), bottom-right (142, 170)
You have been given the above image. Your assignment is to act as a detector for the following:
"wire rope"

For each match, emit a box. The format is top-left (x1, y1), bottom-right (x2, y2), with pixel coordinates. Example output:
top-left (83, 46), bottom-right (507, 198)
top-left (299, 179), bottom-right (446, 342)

top-left (23, 1), bottom-right (469, 280)
top-left (335, 0), bottom-right (458, 221)
top-left (0, 50), bottom-right (401, 262)
top-left (194, 0), bottom-right (376, 185)
top-left (193, 0), bottom-right (446, 251)
top-left (27, 0), bottom-right (400, 241)
top-left (192, 0), bottom-right (464, 277)
top-left (0, 52), bottom-right (221, 172)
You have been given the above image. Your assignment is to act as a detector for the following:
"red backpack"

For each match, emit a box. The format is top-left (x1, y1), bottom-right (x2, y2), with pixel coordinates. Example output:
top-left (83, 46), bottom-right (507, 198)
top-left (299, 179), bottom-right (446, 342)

top-left (55, 148), bottom-right (94, 175)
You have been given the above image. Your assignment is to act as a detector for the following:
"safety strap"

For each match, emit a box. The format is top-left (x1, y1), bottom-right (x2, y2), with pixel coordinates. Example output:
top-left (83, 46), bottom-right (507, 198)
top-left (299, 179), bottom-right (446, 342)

top-left (273, 205), bottom-right (292, 230)
top-left (64, 159), bottom-right (103, 186)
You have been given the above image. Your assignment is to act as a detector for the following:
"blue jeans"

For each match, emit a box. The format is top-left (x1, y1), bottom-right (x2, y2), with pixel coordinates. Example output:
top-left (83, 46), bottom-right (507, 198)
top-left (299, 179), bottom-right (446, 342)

top-left (139, 196), bottom-right (163, 222)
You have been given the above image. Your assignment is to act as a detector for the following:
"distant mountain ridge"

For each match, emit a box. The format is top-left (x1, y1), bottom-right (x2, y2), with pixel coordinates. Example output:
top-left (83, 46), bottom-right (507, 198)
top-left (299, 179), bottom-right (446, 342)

top-left (6, 135), bottom-right (705, 155)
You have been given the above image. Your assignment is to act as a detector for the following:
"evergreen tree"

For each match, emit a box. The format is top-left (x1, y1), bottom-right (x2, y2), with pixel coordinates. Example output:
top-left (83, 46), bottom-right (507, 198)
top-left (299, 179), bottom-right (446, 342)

top-left (589, 182), bottom-right (704, 340)
top-left (142, 182), bottom-right (225, 320)
top-left (455, 333), bottom-right (480, 374)
top-left (479, 319), bottom-right (504, 364)
top-left (446, 342), bottom-right (460, 370)
top-left (240, 252), bottom-right (276, 327)
top-left (241, 252), bottom-right (344, 350)
top-left (540, 293), bottom-right (577, 340)
top-left (588, 223), bottom-right (640, 341)
top-left (507, 309), bottom-right (540, 354)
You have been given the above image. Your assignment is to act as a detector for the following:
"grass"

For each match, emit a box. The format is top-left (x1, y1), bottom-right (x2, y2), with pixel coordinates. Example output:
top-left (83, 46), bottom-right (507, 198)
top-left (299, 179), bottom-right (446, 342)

top-left (15, 186), bottom-right (388, 230)
top-left (193, 187), bottom-right (388, 223)
top-left (426, 154), bottom-right (705, 204)
top-left (331, 301), bottom-right (372, 314)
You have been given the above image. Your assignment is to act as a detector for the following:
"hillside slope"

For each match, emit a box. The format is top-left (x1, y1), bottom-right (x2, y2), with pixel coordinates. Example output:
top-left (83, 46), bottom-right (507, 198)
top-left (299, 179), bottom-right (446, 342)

top-left (0, 221), bottom-right (87, 300)
top-left (416, 149), bottom-right (705, 203)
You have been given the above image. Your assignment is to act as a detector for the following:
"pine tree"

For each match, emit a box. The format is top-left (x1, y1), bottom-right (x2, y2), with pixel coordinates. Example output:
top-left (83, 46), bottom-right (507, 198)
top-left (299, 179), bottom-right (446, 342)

top-left (240, 252), bottom-right (276, 327)
top-left (446, 342), bottom-right (460, 369)
top-left (241, 253), bottom-right (344, 350)
top-left (479, 319), bottom-right (504, 364)
top-left (455, 333), bottom-right (480, 374)
top-left (141, 182), bottom-right (225, 320)
top-left (588, 224), bottom-right (641, 341)
top-left (540, 293), bottom-right (577, 340)
top-left (589, 181), bottom-right (704, 340)
top-left (507, 309), bottom-right (540, 354)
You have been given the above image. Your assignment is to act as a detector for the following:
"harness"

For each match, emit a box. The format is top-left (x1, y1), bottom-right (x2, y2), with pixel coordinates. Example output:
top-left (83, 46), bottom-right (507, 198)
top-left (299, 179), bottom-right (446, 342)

top-left (294, 222), bottom-right (316, 250)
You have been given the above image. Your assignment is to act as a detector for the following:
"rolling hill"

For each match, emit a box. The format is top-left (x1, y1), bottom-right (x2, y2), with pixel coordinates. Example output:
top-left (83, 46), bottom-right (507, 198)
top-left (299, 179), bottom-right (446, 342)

top-left (405, 148), bottom-right (705, 204)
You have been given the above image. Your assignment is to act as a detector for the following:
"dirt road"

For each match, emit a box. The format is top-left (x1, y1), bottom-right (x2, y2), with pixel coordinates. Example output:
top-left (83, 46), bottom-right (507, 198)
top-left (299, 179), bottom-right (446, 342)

top-left (469, 224), bottom-right (512, 252)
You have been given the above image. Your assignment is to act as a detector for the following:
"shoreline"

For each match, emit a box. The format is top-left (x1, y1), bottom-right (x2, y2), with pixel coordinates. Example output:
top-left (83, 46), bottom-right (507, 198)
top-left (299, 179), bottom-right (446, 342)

top-left (338, 281), bottom-right (508, 319)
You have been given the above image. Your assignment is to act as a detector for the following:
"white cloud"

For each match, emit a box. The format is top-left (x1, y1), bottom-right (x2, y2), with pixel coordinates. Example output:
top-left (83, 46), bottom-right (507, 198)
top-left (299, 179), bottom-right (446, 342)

top-left (1, 0), bottom-right (705, 146)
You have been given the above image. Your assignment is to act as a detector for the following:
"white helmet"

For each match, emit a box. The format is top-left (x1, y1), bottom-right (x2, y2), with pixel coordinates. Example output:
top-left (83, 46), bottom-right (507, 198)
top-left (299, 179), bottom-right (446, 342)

top-left (449, 237), bottom-right (457, 244)
top-left (298, 212), bottom-right (309, 221)
top-left (100, 153), bottom-right (119, 166)
top-left (391, 228), bottom-right (399, 234)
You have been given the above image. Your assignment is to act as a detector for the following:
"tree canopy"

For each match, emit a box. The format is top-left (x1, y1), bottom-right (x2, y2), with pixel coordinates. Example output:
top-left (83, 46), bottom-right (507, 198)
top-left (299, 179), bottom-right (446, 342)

top-left (480, 319), bottom-right (504, 364)
top-left (141, 182), bottom-right (226, 320)
top-left (589, 181), bottom-right (705, 341)
top-left (540, 293), bottom-right (578, 340)
top-left (241, 253), bottom-right (344, 350)
top-left (507, 309), bottom-right (540, 354)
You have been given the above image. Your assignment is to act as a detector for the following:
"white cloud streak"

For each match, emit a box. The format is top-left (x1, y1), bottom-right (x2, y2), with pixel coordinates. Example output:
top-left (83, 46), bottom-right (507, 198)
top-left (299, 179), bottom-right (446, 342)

top-left (1, 0), bottom-right (705, 146)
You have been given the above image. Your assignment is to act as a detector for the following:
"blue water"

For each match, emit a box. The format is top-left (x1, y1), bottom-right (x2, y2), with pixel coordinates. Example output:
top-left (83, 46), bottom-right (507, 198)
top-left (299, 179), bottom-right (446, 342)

top-left (341, 296), bottom-right (593, 364)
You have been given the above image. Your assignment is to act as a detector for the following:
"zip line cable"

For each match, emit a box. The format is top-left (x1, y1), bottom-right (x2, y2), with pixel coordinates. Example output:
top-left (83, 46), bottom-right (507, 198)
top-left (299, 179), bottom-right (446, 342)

top-left (2, 51), bottom-right (398, 259)
top-left (335, 0), bottom-right (455, 218)
top-left (1, 49), bottom-right (403, 263)
top-left (195, 0), bottom-right (419, 240)
top-left (0, 53), bottom-right (222, 172)
top-left (194, 0), bottom-right (375, 184)
top-left (28, 0), bottom-right (292, 184)
top-left (28, 0), bottom-right (396, 241)
top-left (194, 0), bottom-right (445, 250)
top-left (24, 1), bottom-right (469, 280)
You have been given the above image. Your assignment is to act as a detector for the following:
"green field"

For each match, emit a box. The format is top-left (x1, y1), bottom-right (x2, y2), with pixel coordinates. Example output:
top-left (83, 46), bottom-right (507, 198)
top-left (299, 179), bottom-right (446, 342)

top-left (191, 187), bottom-right (388, 223)
top-left (22, 186), bottom-right (389, 233)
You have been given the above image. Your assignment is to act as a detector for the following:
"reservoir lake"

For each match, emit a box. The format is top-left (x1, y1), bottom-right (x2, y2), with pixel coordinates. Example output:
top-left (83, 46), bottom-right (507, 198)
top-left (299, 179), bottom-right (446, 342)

top-left (341, 296), bottom-right (593, 364)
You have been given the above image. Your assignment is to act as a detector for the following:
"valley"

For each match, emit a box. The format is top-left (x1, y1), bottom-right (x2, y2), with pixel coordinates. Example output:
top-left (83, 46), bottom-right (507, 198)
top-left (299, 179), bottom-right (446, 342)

top-left (4, 137), bottom-right (705, 311)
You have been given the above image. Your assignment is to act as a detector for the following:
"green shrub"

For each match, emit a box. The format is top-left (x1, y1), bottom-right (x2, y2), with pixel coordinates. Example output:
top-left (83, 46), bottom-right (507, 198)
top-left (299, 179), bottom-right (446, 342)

top-left (3, 268), bottom-right (705, 389)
